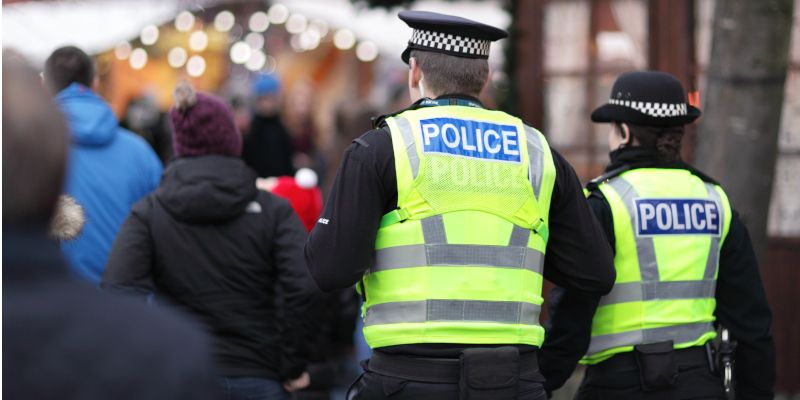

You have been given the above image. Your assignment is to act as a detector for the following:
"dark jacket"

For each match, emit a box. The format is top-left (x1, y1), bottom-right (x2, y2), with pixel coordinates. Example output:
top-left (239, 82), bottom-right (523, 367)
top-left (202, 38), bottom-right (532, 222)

top-left (102, 155), bottom-right (316, 380)
top-left (243, 114), bottom-right (296, 178)
top-left (300, 289), bottom-right (360, 393)
top-left (542, 147), bottom-right (775, 399)
top-left (4, 228), bottom-right (220, 400)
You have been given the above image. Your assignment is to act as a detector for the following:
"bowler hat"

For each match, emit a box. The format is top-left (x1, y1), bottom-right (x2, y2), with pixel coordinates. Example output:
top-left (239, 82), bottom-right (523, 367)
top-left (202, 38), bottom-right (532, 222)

top-left (591, 71), bottom-right (701, 127)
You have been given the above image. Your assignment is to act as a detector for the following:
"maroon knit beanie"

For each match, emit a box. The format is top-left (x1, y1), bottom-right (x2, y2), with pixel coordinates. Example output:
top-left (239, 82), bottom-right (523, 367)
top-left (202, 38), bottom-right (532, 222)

top-left (169, 83), bottom-right (242, 157)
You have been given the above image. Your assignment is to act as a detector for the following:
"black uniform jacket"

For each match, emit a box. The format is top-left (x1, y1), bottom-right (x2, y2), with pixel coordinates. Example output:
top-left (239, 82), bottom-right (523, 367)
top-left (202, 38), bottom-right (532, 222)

top-left (304, 95), bottom-right (616, 357)
top-left (103, 155), bottom-right (317, 380)
top-left (543, 147), bottom-right (776, 399)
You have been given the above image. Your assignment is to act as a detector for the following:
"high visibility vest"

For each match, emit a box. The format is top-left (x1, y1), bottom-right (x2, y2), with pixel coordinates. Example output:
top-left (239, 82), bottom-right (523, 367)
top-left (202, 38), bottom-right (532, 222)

top-left (582, 168), bottom-right (732, 364)
top-left (360, 104), bottom-right (557, 349)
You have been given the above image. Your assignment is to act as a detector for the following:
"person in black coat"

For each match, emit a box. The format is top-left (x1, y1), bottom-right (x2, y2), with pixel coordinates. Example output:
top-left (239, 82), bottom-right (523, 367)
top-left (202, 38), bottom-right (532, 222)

top-left (102, 83), bottom-right (318, 400)
top-left (3, 54), bottom-right (220, 400)
top-left (242, 73), bottom-right (296, 178)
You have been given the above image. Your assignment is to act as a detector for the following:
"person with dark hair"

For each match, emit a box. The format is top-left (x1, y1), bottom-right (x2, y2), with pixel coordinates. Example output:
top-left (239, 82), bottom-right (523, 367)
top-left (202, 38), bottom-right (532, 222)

top-left (102, 83), bottom-right (318, 400)
top-left (3, 52), bottom-right (220, 400)
top-left (43, 45), bottom-right (163, 284)
top-left (542, 71), bottom-right (775, 399)
top-left (305, 11), bottom-right (616, 399)
top-left (44, 45), bottom-right (96, 93)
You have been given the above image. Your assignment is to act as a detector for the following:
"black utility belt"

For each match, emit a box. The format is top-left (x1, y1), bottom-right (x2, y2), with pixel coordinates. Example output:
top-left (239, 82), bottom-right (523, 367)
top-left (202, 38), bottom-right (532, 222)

top-left (369, 347), bottom-right (541, 400)
top-left (593, 343), bottom-right (709, 372)
top-left (587, 342), bottom-right (712, 391)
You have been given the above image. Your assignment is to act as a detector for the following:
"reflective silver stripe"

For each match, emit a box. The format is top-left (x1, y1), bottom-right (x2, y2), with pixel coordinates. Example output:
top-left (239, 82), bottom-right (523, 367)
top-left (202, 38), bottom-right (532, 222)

top-left (607, 177), bottom-right (659, 281)
top-left (524, 126), bottom-right (545, 199)
top-left (394, 116), bottom-right (420, 178)
top-left (587, 321), bottom-right (714, 356)
top-left (508, 226), bottom-right (531, 247)
top-left (421, 215), bottom-right (447, 244)
top-left (364, 300), bottom-right (541, 326)
top-left (704, 184), bottom-right (723, 280)
top-left (599, 280), bottom-right (717, 306)
top-left (374, 244), bottom-right (544, 272)
top-left (375, 246), bottom-right (427, 270)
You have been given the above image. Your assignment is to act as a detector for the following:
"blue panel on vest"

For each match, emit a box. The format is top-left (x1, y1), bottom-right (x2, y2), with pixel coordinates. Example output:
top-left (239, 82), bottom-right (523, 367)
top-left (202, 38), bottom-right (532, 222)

top-left (419, 118), bottom-right (521, 163)
top-left (635, 198), bottom-right (721, 236)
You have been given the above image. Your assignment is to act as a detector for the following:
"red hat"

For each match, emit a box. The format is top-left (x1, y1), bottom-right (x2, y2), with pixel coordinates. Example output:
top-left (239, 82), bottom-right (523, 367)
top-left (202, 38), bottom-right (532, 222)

top-left (270, 169), bottom-right (322, 232)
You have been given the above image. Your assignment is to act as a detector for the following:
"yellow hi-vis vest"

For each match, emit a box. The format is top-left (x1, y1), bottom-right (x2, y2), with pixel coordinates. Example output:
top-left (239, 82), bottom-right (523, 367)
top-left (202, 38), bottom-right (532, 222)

top-left (360, 104), bottom-right (557, 349)
top-left (582, 168), bottom-right (732, 364)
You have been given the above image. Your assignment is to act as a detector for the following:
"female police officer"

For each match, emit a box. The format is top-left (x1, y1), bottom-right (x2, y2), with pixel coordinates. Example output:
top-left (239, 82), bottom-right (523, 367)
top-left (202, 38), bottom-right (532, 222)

top-left (305, 10), bottom-right (615, 400)
top-left (545, 71), bottom-right (775, 399)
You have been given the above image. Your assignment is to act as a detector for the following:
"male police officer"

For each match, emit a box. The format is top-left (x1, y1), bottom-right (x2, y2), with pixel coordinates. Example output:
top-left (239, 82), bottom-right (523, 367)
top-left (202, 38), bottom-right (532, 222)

top-left (305, 11), bottom-right (615, 399)
top-left (545, 71), bottom-right (776, 399)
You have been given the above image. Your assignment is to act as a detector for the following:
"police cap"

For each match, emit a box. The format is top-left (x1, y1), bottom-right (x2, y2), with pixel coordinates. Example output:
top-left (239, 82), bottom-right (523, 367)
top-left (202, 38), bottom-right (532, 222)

top-left (398, 10), bottom-right (508, 64)
top-left (591, 71), bottom-right (701, 127)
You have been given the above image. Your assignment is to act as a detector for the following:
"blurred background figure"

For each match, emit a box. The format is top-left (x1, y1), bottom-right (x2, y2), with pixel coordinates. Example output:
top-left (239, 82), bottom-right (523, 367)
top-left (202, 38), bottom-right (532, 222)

top-left (44, 45), bottom-right (163, 284)
top-left (122, 89), bottom-right (173, 163)
top-left (3, 52), bottom-right (220, 400)
top-left (257, 168), bottom-right (359, 400)
top-left (243, 72), bottom-right (296, 178)
top-left (284, 79), bottom-right (324, 175)
top-left (102, 82), bottom-right (317, 400)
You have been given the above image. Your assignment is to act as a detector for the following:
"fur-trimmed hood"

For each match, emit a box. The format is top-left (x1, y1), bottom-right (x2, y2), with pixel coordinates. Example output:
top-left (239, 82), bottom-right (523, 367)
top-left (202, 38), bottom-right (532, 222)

top-left (49, 195), bottom-right (86, 242)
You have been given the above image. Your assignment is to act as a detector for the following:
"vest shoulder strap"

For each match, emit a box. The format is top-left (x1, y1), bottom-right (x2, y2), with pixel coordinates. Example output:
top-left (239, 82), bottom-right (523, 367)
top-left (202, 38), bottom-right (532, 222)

top-left (372, 99), bottom-right (429, 129)
top-left (586, 165), bottom-right (631, 192)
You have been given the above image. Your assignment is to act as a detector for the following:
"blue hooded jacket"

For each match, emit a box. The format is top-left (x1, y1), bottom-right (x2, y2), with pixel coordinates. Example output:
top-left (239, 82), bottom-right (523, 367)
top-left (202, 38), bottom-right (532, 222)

top-left (56, 83), bottom-right (162, 283)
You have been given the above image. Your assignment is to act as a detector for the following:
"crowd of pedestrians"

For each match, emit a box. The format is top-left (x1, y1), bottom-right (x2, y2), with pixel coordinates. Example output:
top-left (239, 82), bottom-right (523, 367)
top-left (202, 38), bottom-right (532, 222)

top-left (3, 46), bottom-right (354, 400)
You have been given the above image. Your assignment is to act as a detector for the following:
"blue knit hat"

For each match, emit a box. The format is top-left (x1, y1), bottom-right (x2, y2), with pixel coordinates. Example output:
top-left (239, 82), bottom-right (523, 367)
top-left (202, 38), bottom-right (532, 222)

top-left (252, 73), bottom-right (280, 96)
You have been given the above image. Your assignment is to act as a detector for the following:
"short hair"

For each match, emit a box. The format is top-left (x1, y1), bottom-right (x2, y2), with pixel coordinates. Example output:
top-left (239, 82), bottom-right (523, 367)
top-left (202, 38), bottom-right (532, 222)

top-left (410, 50), bottom-right (489, 97)
top-left (615, 123), bottom-right (684, 162)
top-left (44, 46), bottom-right (95, 94)
top-left (3, 53), bottom-right (70, 225)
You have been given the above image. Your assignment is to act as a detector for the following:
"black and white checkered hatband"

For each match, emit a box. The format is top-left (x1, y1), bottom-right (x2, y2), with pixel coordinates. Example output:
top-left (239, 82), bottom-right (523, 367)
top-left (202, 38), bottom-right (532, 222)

top-left (409, 29), bottom-right (491, 58)
top-left (608, 98), bottom-right (688, 118)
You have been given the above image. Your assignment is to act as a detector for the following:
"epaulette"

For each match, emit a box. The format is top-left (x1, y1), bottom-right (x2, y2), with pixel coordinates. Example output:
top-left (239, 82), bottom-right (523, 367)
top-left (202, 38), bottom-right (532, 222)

top-left (585, 165), bottom-right (631, 191)
top-left (370, 99), bottom-right (429, 129)
top-left (685, 166), bottom-right (720, 186)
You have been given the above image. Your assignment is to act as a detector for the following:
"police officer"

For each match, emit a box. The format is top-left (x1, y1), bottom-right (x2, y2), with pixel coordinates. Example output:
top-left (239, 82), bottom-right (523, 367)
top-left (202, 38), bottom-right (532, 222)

top-left (545, 71), bottom-right (776, 399)
top-left (305, 11), bottom-right (616, 400)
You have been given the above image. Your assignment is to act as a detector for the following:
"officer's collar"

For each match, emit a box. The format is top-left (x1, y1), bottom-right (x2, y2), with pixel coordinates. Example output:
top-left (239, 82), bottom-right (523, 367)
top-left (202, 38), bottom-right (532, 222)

top-left (606, 146), bottom-right (718, 184)
top-left (607, 146), bottom-right (661, 170)
top-left (420, 94), bottom-right (484, 109)
top-left (372, 94), bottom-right (484, 128)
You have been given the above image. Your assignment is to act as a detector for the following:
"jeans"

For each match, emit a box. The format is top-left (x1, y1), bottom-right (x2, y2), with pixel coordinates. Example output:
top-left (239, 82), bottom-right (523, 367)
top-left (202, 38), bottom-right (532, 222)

top-left (219, 377), bottom-right (289, 400)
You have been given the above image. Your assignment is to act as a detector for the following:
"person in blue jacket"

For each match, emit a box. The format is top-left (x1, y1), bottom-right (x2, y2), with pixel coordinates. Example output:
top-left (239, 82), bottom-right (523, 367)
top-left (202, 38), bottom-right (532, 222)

top-left (44, 46), bottom-right (162, 283)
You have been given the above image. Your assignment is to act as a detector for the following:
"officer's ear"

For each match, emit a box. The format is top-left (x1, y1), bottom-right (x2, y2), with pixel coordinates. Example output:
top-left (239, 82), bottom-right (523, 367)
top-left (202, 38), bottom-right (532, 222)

top-left (409, 57), bottom-right (423, 89)
top-left (616, 122), bottom-right (632, 145)
top-left (408, 57), bottom-right (425, 101)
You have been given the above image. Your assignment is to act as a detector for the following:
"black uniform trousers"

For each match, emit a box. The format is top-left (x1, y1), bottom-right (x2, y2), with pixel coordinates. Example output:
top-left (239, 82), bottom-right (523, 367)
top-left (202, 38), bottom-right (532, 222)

top-left (575, 346), bottom-right (725, 400)
top-left (347, 371), bottom-right (547, 400)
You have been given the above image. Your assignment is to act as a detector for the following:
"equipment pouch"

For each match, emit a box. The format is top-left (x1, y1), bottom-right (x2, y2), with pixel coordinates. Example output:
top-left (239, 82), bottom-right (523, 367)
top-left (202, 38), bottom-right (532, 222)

top-left (459, 347), bottom-right (519, 400)
top-left (633, 341), bottom-right (678, 391)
